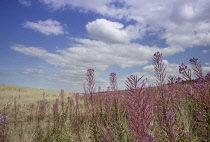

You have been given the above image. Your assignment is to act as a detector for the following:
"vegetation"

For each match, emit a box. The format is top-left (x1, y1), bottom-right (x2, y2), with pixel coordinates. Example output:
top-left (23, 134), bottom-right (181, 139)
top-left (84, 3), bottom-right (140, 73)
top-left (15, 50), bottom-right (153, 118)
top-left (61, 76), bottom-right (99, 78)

top-left (0, 52), bottom-right (209, 142)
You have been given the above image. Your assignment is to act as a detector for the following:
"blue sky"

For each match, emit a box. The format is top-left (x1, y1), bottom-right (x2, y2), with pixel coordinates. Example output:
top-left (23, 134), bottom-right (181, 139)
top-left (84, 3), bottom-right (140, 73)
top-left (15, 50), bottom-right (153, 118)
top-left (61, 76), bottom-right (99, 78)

top-left (0, 0), bottom-right (210, 92)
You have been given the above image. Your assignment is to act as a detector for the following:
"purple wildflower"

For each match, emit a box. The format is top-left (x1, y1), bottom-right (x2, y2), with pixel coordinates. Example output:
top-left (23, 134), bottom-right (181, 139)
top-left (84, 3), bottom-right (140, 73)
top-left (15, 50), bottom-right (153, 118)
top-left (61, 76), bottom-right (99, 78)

top-left (87, 68), bottom-right (94, 72)
top-left (185, 85), bottom-right (192, 90)
top-left (0, 116), bottom-right (9, 124)
top-left (189, 57), bottom-right (203, 79)
top-left (85, 112), bottom-right (90, 117)
top-left (193, 83), bottom-right (200, 88)
top-left (168, 91), bottom-right (173, 94)
top-left (184, 131), bottom-right (192, 137)
top-left (207, 71), bottom-right (210, 76)
top-left (142, 135), bottom-right (157, 142)
top-left (205, 71), bottom-right (210, 79)
top-left (154, 51), bottom-right (162, 60)
top-left (196, 112), bottom-right (202, 114)
top-left (106, 127), bottom-right (112, 131)
top-left (155, 106), bottom-right (163, 109)
top-left (109, 72), bottom-right (118, 91)
top-left (153, 51), bottom-right (166, 86)
top-left (165, 112), bottom-right (175, 117)
top-left (85, 68), bottom-right (95, 94)
top-left (198, 77), bottom-right (205, 82)
top-left (189, 58), bottom-right (198, 63)
top-left (176, 77), bottom-right (182, 83)
top-left (179, 63), bottom-right (187, 73)
top-left (110, 72), bottom-right (116, 76)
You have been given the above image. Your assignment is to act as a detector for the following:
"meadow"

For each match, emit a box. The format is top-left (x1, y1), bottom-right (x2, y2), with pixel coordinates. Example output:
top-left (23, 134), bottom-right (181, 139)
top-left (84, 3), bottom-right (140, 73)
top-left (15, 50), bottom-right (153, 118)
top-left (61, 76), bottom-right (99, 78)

top-left (0, 52), bottom-right (209, 142)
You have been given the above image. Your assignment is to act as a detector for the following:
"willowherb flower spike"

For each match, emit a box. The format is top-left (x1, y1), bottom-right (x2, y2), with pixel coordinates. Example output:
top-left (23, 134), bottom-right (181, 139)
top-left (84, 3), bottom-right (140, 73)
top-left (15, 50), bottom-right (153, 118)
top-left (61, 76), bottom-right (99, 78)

top-left (60, 89), bottom-right (65, 112)
top-left (179, 63), bottom-right (192, 81)
top-left (179, 63), bottom-right (187, 73)
top-left (189, 57), bottom-right (203, 79)
top-left (124, 75), bottom-right (152, 141)
top-left (205, 71), bottom-right (210, 80)
top-left (168, 76), bottom-right (177, 85)
top-left (125, 75), bottom-right (146, 95)
top-left (175, 77), bottom-right (182, 83)
top-left (153, 51), bottom-right (166, 86)
top-left (86, 69), bottom-right (95, 94)
top-left (53, 99), bottom-right (59, 116)
top-left (109, 72), bottom-right (118, 91)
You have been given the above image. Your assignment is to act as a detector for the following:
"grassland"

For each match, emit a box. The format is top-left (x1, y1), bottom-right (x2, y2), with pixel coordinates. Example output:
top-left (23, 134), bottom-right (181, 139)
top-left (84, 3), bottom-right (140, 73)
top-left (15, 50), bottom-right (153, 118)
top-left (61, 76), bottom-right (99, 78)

top-left (0, 52), bottom-right (209, 142)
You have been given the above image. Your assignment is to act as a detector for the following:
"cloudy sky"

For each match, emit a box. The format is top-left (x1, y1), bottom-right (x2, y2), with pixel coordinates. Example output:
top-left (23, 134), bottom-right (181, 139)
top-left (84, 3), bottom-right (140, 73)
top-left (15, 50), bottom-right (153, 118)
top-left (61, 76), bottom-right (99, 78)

top-left (0, 0), bottom-right (210, 92)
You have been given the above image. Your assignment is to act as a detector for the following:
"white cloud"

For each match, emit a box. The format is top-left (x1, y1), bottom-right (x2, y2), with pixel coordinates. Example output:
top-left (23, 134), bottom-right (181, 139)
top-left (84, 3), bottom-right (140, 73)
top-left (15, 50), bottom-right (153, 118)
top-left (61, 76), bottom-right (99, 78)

top-left (143, 65), bottom-right (153, 72)
top-left (49, 70), bottom-right (86, 84)
top-left (86, 19), bottom-right (140, 44)
top-left (10, 41), bottom-right (185, 92)
top-left (11, 44), bottom-right (65, 67)
top-left (11, 39), bottom-right (183, 72)
top-left (23, 69), bottom-right (45, 76)
top-left (205, 62), bottom-right (210, 65)
top-left (203, 67), bottom-right (210, 75)
top-left (18, 0), bottom-right (32, 6)
top-left (202, 49), bottom-right (210, 54)
top-left (39, 0), bottom-right (210, 48)
top-left (39, 0), bottom-right (113, 11)
top-left (162, 23), bottom-right (210, 48)
top-left (23, 19), bottom-right (68, 36)
top-left (7, 0), bottom-right (210, 92)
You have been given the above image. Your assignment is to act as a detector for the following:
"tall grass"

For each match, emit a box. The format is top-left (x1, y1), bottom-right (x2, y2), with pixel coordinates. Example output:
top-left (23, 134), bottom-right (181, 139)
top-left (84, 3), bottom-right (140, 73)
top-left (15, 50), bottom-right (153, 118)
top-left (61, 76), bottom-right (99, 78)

top-left (0, 52), bottom-right (209, 142)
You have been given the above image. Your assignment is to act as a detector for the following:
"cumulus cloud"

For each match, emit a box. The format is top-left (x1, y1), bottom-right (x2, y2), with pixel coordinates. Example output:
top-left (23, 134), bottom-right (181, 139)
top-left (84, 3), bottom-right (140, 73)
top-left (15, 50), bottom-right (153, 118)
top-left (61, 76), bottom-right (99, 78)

top-left (161, 23), bottom-right (210, 48)
top-left (39, 0), bottom-right (210, 48)
top-left (18, 0), bottom-right (32, 6)
top-left (23, 19), bottom-right (68, 35)
top-left (86, 19), bottom-right (140, 44)
top-left (11, 39), bottom-right (183, 72)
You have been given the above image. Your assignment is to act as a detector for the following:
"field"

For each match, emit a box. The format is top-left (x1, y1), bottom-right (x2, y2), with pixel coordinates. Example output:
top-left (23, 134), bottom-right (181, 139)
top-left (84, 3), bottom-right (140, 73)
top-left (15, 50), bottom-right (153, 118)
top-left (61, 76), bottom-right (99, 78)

top-left (0, 52), bottom-right (209, 142)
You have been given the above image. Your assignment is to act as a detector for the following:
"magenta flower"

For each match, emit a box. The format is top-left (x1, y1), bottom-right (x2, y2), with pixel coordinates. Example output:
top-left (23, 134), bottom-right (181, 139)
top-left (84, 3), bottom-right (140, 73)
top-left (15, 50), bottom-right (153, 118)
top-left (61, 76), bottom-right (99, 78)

top-left (109, 72), bottom-right (118, 91)
top-left (155, 106), bottom-right (163, 109)
top-left (185, 85), bottom-right (192, 90)
top-left (179, 63), bottom-right (187, 73)
top-left (106, 127), bottom-right (112, 131)
top-left (87, 69), bottom-right (94, 72)
top-left (206, 71), bottom-right (210, 79)
top-left (207, 71), bottom-right (210, 76)
top-left (0, 116), bottom-right (9, 124)
top-left (189, 58), bottom-right (198, 63)
top-left (184, 131), bottom-right (192, 137)
top-left (196, 112), bottom-right (202, 114)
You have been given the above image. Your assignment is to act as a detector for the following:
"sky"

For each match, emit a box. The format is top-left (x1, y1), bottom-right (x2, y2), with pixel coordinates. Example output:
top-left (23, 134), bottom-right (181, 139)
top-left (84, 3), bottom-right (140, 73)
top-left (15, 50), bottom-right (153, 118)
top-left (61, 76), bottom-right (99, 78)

top-left (0, 0), bottom-right (210, 93)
